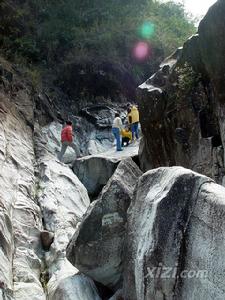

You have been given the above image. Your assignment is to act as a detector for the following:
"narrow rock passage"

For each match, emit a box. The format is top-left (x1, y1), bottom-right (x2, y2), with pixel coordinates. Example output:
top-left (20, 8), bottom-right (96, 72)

top-left (34, 127), bottom-right (102, 299)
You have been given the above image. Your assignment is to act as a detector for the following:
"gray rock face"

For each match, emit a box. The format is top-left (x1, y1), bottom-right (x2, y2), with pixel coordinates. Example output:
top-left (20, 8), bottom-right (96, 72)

top-left (67, 158), bottom-right (142, 291)
top-left (0, 59), bottom-right (101, 299)
top-left (108, 289), bottom-right (123, 300)
top-left (80, 105), bottom-right (116, 129)
top-left (39, 119), bottom-right (115, 163)
top-left (50, 273), bottom-right (101, 300)
top-left (36, 102), bottom-right (134, 164)
top-left (123, 166), bottom-right (225, 300)
top-left (73, 143), bottom-right (139, 197)
top-left (137, 0), bottom-right (225, 185)
top-left (197, 0), bottom-right (225, 103)
top-left (40, 122), bottom-right (78, 164)
top-left (79, 104), bottom-right (128, 156)
top-left (0, 96), bottom-right (45, 299)
top-left (35, 153), bottom-right (100, 299)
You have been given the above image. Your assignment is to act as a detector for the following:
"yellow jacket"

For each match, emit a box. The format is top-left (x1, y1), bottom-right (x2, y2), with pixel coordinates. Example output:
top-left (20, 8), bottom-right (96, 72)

top-left (121, 129), bottom-right (132, 140)
top-left (128, 106), bottom-right (139, 124)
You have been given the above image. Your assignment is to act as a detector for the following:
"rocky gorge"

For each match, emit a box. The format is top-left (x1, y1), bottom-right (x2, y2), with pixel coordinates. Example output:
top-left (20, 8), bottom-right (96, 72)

top-left (1, 0), bottom-right (225, 300)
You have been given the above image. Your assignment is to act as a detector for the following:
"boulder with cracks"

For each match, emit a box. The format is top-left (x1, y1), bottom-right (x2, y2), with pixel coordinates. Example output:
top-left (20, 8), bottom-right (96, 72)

top-left (123, 166), bottom-right (225, 300)
top-left (67, 158), bottom-right (142, 291)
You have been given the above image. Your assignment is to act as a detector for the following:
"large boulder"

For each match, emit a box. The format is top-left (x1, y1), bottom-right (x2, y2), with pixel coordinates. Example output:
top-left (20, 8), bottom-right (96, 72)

top-left (50, 273), bottom-right (101, 300)
top-left (73, 143), bottom-right (139, 197)
top-left (67, 158), bottom-right (142, 291)
top-left (36, 158), bottom-right (101, 299)
top-left (123, 166), bottom-right (225, 300)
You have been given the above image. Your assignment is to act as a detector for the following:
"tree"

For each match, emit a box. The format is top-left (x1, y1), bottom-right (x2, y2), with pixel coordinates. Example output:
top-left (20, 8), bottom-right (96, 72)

top-left (0, 0), bottom-right (196, 100)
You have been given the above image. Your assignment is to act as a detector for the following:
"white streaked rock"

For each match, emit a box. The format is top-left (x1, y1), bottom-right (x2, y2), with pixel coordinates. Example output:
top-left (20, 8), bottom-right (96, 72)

top-left (36, 158), bottom-right (99, 299)
top-left (0, 97), bottom-right (45, 300)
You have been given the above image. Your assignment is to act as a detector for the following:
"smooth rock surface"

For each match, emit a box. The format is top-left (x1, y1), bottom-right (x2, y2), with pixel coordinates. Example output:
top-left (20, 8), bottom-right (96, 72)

top-left (67, 158), bottom-right (142, 291)
top-left (36, 158), bottom-right (98, 299)
top-left (50, 273), bottom-right (101, 300)
top-left (40, 119), bottom-right (114, 163)
top-left (123, 166), bottom-right (225, 300)
top-left (40, 122), bottom-right (77, 164)
top-left (73, 142), bottom-right (139, 197)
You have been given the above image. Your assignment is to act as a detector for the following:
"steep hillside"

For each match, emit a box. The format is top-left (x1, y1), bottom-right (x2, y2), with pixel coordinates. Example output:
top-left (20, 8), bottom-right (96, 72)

top-left (0, 0), bottom-right (195, 106)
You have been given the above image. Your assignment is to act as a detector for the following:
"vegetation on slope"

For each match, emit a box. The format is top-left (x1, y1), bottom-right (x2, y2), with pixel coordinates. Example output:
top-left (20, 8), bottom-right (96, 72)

top-left (0, 0), bottom-right (196, 102)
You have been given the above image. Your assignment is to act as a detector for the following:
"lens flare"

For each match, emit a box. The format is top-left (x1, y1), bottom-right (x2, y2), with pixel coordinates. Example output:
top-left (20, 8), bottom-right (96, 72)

top-left (133, 42), bottom-right (151, 61)
top-left (139, 21), bottom-right (155, 39)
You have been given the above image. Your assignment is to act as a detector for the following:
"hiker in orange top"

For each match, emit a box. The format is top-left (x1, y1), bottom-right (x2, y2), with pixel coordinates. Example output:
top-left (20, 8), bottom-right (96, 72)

top-left (58, 120), bottom-right (80, 162)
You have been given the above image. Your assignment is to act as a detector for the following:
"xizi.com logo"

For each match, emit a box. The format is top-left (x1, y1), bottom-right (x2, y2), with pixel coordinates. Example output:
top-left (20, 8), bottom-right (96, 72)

top-left (145, 263), bottom-right (208, 279)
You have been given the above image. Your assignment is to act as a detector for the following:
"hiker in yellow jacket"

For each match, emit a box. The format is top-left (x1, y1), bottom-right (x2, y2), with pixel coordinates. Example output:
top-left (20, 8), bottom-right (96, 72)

top-left (121, 127), bottom-right (132, 147)
top-left (127, 104), bottom-right (139, 140)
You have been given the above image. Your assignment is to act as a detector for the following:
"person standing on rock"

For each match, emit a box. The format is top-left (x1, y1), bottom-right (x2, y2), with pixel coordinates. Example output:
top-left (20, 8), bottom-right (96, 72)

top-left (127, 104), bottom-right (139, 141)
top-left (112, 112), bottom-right (123, 151)
top-left (58, 120), bottom-right (80, 162)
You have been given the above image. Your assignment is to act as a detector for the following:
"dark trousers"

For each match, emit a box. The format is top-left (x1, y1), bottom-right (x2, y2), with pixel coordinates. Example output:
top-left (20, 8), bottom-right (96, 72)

top-left (122, 137), bottom-right (130, 147)
top-left (131, 122), bottom-right (139, 140)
